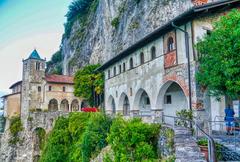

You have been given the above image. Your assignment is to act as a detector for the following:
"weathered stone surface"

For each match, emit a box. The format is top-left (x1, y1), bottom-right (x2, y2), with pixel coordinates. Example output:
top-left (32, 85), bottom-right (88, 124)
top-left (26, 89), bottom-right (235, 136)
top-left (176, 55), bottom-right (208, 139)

top-left (0, 112), bottom-right (68, 162)
top-left (174, 127), bottom-right (206, 162)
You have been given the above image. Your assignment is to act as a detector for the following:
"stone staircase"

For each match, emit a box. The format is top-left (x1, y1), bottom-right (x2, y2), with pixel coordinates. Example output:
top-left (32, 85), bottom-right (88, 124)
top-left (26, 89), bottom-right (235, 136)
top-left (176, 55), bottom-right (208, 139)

top-left (174, 127), bottom-right (206, 162)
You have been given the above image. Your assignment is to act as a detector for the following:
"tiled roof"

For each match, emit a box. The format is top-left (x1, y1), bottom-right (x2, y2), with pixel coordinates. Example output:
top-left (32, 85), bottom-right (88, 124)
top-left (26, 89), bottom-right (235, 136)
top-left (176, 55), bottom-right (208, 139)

top-left (45, 75), bottom-right (74, 84)
top-left (9, 81), bottom-right (22, 89)
top-left (28, 49), bottom-right (42, 60)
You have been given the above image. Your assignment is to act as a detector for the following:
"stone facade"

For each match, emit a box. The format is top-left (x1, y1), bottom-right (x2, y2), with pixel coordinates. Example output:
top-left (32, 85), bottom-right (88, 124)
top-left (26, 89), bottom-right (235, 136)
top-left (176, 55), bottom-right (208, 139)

top-left (101, 1), bottom-right (238, 125)
top-left (0, 50), bottom-right (85, 162)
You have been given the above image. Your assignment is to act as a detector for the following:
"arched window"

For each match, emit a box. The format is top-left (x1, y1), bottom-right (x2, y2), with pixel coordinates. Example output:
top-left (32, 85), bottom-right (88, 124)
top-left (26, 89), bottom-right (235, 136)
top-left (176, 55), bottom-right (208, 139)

top-left (113, 66), bottom-right (116, 76)
top-left (151, 46), bottom-right (156, 60)
top-left (48, 99), bottom-right (58, 112)
top-left (129, 58), bottom-right (133, 69)
top-left (119, 65), bottom-right (122, 74)
top-left (167, 37), bottom-right (174, 52)
top-left (123, 63), bottom-right (126, 72)
top-left (60, 99), bottom-right (69, 112)
top-left (140, 52), bottom-right (144, 65)
top-left (108, 70), bottom-right (111, 79)
top-left (71, 99), bottom-right (79, 112)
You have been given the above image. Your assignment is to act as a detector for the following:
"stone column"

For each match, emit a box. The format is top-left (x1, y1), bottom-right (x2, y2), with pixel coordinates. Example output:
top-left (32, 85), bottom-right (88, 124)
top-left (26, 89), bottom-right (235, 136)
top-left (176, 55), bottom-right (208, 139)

top-left (151, 109), bottom-right (163, 123)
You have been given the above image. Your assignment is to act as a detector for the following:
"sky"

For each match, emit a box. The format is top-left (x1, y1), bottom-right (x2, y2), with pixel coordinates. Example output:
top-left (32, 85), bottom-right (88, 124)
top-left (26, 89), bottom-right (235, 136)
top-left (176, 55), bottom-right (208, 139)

top-left (0, 0), bottom-right (71, 93)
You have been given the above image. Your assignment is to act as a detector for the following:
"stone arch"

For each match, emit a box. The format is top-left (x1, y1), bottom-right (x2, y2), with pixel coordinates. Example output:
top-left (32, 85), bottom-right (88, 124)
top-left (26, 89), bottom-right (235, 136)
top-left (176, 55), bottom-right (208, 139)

top-left (48, 99), bottom-right (58, 112)
top-left (156, 81), bottom-right (188, 123)
top-left (32, 127), bottom-right (46, 158)
top-left (107, 95), bottom-right (116, 114)
top-left (118, 93), bottom-right (130, 116)
top-left (71, 99), bottom-right (79, 112)
top-left (60, 99), bottom-right (69, 112)
top-left (133, 88), bottom-right (151, 115)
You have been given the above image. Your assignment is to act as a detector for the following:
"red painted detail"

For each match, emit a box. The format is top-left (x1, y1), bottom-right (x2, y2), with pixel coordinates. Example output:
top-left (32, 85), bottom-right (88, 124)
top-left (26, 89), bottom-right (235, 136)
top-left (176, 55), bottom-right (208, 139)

top-left (164, 50), bottom-right (177, 69)
top-left (163, 73), bottom-right (189, 97)
top-left (192, 0), bottom-right (208, 6)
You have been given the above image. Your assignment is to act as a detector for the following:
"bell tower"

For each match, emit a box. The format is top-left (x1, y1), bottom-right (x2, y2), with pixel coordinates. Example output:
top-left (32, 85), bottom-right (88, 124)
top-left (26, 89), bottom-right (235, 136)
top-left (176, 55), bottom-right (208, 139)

top-left (21, 49), bottom-right (46, 127)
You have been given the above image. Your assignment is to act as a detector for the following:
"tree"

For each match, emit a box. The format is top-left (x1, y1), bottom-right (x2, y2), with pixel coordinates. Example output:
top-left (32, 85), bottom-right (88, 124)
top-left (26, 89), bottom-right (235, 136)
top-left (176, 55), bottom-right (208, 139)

top-left (196, 9), bottom-right (240, 99)
top-left (74, 64), bottom-right (104, 107)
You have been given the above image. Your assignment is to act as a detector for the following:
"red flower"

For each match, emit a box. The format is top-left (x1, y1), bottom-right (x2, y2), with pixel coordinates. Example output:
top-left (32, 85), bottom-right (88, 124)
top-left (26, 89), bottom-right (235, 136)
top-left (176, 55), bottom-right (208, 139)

top-left (81, 107), bottom-right (99, 112)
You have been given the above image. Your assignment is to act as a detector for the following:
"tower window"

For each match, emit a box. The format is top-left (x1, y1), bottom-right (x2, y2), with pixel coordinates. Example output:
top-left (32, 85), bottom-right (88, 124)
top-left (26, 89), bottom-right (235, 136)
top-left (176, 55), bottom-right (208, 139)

top-left (36, 62), bottom-right (40, 71)
top-left (49, 86), bottom-right (52, 91)
top-left (167, 37), bottom-right (174, 52)
top-left (63, 86), bottom-right (66, 92)
top-left (140, 52), bottom-right (144, 65)
top-left (38, 86), bottom-right (41, 92)
top-left (151, 46), bottom-right (156, 60)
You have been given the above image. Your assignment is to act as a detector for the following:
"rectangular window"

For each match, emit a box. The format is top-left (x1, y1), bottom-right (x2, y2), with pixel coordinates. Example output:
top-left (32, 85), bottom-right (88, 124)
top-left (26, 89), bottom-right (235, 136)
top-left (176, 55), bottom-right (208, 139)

top-left (114, 67), bottom-right (116, 76)
top-left (63, 86), bottom-right (66, 92)
top-left (108, 70), bottom-right (111, 79)
top-left (49, 86), bottom-right (52, 91)
top-left (38, 86), bottom-right (41, 92)
top-left (165, 95), bottom-right (172, 104)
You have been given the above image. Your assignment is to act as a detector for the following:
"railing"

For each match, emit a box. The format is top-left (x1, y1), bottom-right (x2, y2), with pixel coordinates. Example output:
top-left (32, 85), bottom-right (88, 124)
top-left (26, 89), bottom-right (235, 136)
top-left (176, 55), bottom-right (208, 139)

top-left (162, 115), bottom-right (217, 162)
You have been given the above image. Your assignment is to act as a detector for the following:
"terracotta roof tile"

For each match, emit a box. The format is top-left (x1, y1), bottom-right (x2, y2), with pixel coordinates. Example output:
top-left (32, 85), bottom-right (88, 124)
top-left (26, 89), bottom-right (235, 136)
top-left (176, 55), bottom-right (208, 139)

top-left (45, 75), bottom-right (74, 84)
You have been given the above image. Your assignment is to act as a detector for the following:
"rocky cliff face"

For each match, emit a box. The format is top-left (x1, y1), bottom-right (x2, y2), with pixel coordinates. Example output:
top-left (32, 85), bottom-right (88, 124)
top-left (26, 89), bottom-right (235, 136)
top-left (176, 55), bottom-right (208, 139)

top-left (61, 0), bottom-right (198, 75)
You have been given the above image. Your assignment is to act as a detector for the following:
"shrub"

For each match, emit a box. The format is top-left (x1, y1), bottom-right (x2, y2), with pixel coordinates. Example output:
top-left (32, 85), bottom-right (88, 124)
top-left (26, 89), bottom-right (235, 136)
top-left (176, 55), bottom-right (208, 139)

top-left (175, 109), bottom-right (193, 128)
top-left (9, 116), bottom-right (23, 145)
top-left (111, 17), bottom-right (120, 28)
top-left (107, 117), bottom-right (161, 162)
top-left (40, 112), bottom-right (111, 162)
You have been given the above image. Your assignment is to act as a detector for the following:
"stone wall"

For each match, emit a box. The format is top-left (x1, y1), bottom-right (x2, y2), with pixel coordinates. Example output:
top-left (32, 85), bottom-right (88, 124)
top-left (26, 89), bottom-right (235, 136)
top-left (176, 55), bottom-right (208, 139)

top-left (0, 111), bottom-right (68, 162)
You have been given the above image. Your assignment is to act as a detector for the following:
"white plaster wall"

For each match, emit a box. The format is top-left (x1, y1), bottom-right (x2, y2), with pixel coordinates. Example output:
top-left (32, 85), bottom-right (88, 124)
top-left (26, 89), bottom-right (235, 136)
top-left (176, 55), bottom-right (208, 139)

top-left (104, 24), bottom-right (194, 114)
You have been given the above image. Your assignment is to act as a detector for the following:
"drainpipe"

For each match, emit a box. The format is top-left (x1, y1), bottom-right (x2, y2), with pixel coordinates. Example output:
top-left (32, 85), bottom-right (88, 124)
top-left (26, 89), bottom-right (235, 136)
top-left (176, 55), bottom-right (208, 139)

top-left (171, 22), bottom-right (192, 111)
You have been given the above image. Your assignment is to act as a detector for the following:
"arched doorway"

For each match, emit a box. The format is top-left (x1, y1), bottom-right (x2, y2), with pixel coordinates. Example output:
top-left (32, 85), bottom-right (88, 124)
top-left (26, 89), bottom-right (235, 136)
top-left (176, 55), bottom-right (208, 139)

top-left (33, 127), bottom-right (46, 161)
top-left (71, 99), bottom-right (79, 112)
top-left (107, 95), bottom-right (116, 115)
top-left (118, 93), bottom-right (130, 116)
top-left (133, 89), bottom-right (151, 116)
top-left (48, 99), bottom-right (58, 112)
top-left (60, 99), bottom-right (69, 112)
top-left (156, 81), bottom-right (188, 124)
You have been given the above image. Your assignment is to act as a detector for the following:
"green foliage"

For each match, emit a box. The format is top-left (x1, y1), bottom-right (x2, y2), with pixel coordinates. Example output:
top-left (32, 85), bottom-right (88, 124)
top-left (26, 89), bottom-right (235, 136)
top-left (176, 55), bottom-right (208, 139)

top-left (107, 117), bottom-right (161, 162)
top-left (40, 112), bottom-right (111, 162)
top-left (64, 0), bottom-right (99, 38)
top-left (35, 128), bottom-right (46, 150)
top-left (74, 64), bottom-right (104, 106)
top-left (111, 17), bottom-right (120, 29)
top-left (134, 0), bottom-right (141, 4)
top-left (197, 138), bottom-right (223, 160)
top-left (161, 128), bottom-right (174, 151)
top-left (196, 9), bottom-right (240, 99)
top-left (175, 109), bottom-right (193, 128)
top-left (46, 50), bottom-right (63, 75)
top-left (128, 21), bottom-right (140, 31)
top-left (40, 117), bottom-right (71, 162)
top-left (80, 113), bottom-right (112, 161)
top-left (9, 116), bottom-right (23, 145)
